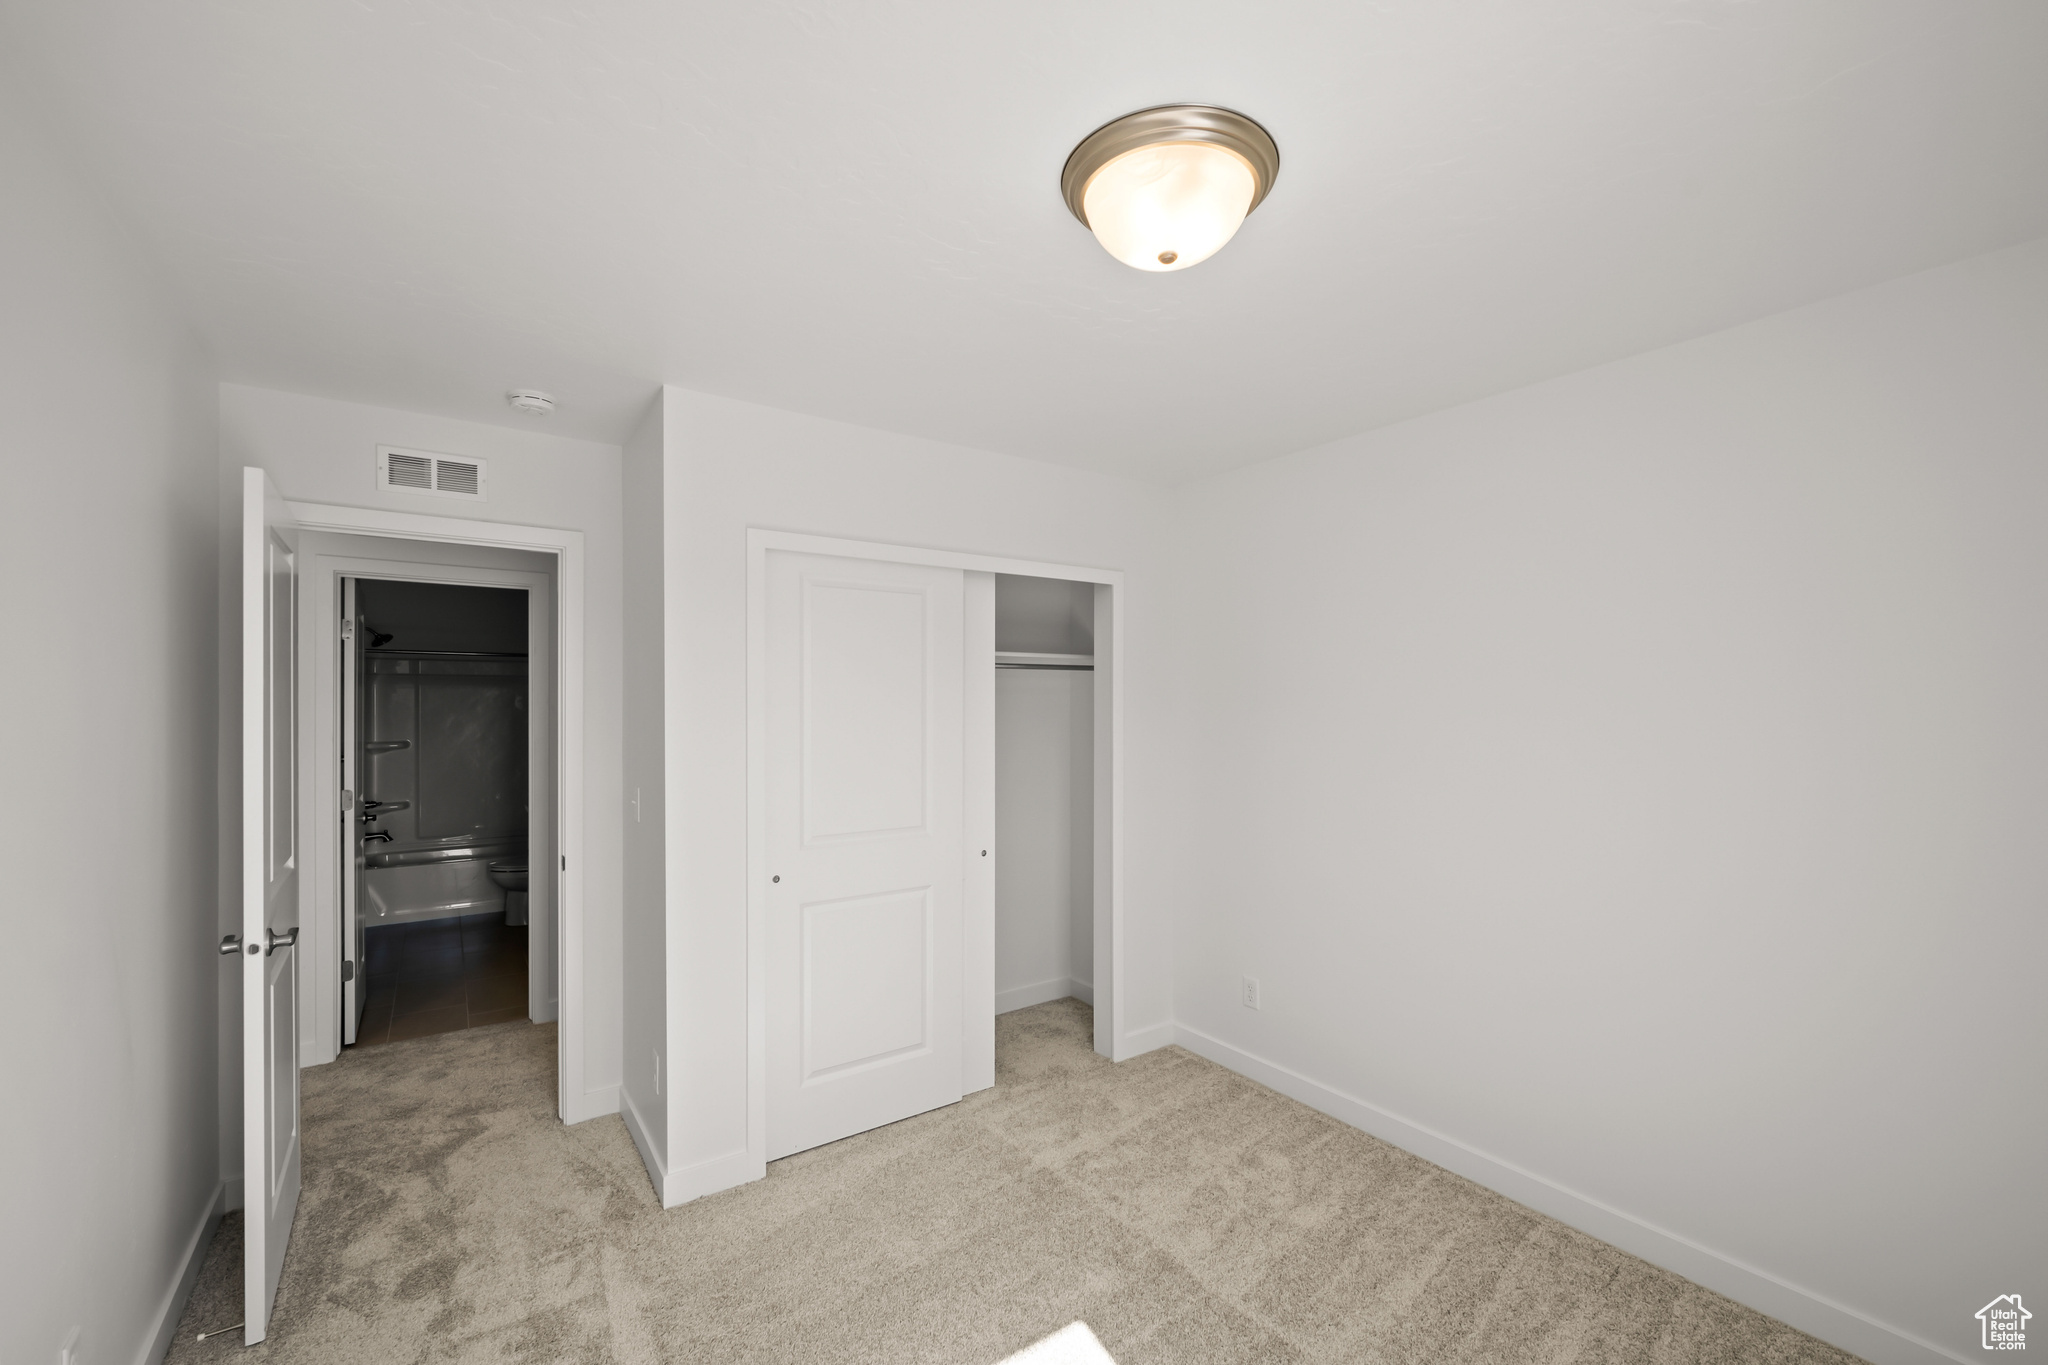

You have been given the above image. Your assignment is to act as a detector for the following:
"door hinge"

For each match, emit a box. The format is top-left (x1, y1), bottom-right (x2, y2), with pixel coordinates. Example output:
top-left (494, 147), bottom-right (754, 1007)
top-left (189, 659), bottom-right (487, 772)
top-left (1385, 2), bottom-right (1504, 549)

top-left (341, 617), bottom-right (354, 640)
top-left (341, 960), bottom-right (356, 983)
top-left (341, 788), bottom-right (353, 811)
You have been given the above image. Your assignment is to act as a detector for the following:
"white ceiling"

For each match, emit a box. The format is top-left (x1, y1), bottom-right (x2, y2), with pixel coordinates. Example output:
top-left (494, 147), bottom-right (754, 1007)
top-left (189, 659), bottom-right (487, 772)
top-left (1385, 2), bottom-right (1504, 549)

top-left (7, 1), bottom-right (2046, 482)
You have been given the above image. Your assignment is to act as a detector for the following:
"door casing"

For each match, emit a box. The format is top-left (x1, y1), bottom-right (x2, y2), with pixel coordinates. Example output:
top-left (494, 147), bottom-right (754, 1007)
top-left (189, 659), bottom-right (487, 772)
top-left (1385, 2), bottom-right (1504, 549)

top-left (281, 500), bottom-right (608, 1125)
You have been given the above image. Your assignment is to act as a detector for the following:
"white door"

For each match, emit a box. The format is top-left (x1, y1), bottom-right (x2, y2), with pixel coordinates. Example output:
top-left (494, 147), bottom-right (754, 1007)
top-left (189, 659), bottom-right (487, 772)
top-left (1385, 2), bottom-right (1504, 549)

top-left (340, 577), bottom-right (370, 1044)
top-left (241, 467), bottom-right (301, 1343)
top-left (766, 551), bottom-right (965, 1159)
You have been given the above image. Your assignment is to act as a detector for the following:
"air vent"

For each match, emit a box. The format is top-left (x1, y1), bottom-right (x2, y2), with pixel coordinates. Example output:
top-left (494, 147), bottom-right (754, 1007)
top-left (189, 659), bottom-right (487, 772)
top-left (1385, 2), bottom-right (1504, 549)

top-left (386, 452), bottom-right (432, 490)
top-left (377, 446), bottom-right (488, 501)
top-left (435, 459), bottom-right (480, 495)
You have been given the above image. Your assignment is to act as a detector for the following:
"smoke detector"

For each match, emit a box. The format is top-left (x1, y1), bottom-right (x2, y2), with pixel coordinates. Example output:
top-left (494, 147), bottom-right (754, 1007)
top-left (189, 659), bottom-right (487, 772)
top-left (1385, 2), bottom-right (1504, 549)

top-left (506, 389), bottom-right (555, 416)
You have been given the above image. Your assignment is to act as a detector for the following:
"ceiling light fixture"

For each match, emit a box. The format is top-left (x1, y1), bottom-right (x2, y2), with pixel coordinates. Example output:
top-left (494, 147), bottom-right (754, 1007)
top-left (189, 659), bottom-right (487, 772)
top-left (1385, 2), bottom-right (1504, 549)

top-left (506, 389), bottom-right (555, 416)
top-left (1061, 105), bottom-right (1279, 273)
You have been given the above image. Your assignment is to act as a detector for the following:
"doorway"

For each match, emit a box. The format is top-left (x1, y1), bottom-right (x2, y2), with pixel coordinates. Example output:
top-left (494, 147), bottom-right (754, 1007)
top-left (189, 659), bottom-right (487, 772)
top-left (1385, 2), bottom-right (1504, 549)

top-left (293, 530), bottom-right (562, 1080)
top-left (345, 577), bottom-right (537, 1046)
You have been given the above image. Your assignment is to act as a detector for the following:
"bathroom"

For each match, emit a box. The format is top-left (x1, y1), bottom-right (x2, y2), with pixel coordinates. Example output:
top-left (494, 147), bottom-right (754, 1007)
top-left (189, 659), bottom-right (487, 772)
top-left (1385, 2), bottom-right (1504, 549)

top-left (347, 577), bottom-right (533, 1045)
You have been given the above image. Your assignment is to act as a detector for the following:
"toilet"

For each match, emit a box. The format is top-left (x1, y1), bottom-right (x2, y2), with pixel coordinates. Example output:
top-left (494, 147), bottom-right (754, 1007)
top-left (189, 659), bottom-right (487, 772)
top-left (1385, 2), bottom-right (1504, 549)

top-left (488, 860), bottom-right (529, 926)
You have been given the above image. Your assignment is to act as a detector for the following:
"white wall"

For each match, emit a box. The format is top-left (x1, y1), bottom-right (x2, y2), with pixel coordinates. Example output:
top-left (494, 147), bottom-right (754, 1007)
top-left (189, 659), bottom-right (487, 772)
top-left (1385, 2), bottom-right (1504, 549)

top-left (650, 385), bottom-right (1180, 1201)
top-left (1067, 675), bottom-right (1095, 998)
top-left (994, 574), bottom-right (1096, 656)
top-left (216, 384), bottom-right (626, 1139)
top-left (618, 397), bottom-right (668, 1173)
top-left (1172, 236), bottom-right (2048, 1365)
top-left (0, 67), bottom-right (223, 1365)
top-left (994, 669), bottom-right (1094, 1013)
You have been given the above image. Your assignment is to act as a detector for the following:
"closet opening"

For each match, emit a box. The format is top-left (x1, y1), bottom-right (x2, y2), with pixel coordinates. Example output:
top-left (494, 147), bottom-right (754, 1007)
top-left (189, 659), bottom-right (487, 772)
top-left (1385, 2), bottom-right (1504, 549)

top-left (344, 577), bottom-right (535, 1047)
top-left (992, 574), bottom-right (1097, 1021)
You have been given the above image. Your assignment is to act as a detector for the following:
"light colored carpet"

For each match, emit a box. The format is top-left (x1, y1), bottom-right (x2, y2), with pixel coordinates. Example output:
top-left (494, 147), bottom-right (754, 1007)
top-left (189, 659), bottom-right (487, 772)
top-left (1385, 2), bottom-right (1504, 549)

top-left (168, 1000), bottom-right (1863, 1364)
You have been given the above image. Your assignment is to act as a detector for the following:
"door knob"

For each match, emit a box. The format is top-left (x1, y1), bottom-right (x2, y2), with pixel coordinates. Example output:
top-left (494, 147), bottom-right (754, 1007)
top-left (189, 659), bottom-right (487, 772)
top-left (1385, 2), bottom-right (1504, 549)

top-left (265, 926), bottom-right (300, 956)
top-left (219, 934), bottom-right (241, 956)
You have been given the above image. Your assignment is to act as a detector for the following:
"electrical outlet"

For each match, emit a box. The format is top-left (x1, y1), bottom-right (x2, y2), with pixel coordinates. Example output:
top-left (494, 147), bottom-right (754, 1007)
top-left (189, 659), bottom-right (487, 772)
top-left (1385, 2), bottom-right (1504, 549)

top-left (1242, 976), bottom-right (1261, 1010)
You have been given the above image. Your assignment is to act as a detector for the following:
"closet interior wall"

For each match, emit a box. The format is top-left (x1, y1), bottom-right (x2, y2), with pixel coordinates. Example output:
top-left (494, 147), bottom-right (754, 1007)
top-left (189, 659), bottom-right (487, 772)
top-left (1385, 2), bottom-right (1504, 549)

top-left (992, 575), bottom-right (1096, 1014)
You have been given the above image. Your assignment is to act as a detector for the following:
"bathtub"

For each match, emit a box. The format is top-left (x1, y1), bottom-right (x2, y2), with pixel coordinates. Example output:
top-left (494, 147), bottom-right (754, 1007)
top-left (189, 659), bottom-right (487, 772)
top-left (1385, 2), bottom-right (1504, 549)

top-left (362, 839), bottom-right (524, 926)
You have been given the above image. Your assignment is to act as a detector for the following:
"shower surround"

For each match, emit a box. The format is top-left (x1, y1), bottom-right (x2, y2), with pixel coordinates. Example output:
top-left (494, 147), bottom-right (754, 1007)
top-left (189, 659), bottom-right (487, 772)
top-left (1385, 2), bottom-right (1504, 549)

top-left (359, 652), bottom-right (528, 926)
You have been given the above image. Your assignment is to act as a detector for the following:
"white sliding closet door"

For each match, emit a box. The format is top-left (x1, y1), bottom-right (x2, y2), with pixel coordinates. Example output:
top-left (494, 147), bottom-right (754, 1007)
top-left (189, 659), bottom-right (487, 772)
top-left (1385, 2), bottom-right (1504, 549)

top-left (765, 551), bottom-right (965, 1159)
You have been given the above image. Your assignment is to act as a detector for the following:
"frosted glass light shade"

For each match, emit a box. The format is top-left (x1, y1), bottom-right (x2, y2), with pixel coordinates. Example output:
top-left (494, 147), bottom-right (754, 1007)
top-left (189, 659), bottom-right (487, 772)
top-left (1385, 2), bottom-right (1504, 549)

top-left (1080, 142), bottom-right (1258, 272)
top-left (1060, 105), bottom-right (1279, 273)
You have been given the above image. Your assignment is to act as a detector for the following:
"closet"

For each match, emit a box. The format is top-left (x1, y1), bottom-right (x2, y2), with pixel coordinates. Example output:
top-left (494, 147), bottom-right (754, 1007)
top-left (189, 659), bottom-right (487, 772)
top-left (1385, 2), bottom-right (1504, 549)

top-left (992, 574), bottom-right (1095, 1014)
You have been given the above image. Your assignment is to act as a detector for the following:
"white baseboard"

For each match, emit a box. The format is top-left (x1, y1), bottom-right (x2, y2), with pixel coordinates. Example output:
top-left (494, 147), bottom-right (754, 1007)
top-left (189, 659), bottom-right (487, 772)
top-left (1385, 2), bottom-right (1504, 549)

top-left (619, 1085), bottom-right (764, 1208)
top-left (996, 976), bottom-right (1093, 1014)
top-left (619, 1083), bottom-right (666, 1202)
top-left (662, 1146), bottom-right (767, 1209)
top-left (1117, 1019), bottom-right (1176, 1060)
top-left (1170, 1024), bottom-right (1960, 1365)
top-left (140, 1182), bottom-right (225, 1365)
top-left (562, 1082), bottom-right (619, 1126)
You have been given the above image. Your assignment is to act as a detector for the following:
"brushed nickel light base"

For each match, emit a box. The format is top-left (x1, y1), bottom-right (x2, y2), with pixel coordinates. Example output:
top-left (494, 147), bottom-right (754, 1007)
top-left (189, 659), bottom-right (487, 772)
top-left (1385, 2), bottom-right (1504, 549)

top-left (1060, 104), bottom-right (1280, 229)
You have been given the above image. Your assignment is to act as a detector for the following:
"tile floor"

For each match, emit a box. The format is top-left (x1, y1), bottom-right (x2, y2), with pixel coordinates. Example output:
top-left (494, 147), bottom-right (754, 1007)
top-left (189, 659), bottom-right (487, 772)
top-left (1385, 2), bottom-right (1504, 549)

top-left (354, 912), bottom-right (527, 1046)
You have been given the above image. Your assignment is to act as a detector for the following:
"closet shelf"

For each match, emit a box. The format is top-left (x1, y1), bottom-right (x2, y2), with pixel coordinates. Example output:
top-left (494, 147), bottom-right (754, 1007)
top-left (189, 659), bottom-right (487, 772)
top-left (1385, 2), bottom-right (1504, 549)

top-left (995, 652), bottom-right (1093, 671)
